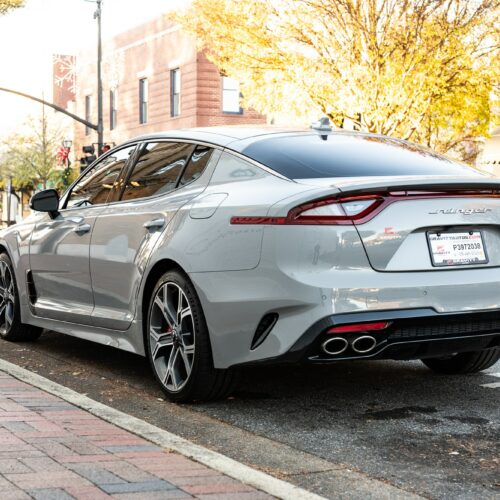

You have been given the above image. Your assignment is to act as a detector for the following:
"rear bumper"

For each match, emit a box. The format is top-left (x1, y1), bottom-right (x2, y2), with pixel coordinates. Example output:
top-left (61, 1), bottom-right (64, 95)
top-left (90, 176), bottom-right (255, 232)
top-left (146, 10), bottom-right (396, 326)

top-left (241, 308), bottom-right (500, 365)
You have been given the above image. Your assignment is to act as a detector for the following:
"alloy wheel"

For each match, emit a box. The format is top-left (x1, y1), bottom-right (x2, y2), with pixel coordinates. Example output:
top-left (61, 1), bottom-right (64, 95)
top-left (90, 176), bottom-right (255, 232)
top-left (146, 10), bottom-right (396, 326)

top-left (0, 261), bottom-right (15, 334)
top-left (149, 282), bottom-right (195, 392)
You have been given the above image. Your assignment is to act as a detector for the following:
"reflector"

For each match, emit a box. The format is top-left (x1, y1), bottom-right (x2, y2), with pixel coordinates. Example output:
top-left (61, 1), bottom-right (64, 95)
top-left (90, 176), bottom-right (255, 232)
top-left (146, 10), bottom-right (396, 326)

top-left (327, 321), bottom-right (390, 334)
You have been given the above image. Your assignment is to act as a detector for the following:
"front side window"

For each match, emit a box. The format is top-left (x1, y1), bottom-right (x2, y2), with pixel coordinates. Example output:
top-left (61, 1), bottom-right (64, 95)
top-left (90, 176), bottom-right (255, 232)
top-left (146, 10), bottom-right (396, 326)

top-left (121, 142), bottom-right (194, 201)
top-left (66, 145), bottom-right (136, 208)
top-left (171, 69), bottom-right (181, 117)
top-left (179, 145), bottom-right (213, 186)
top-left (222, 76), bottom-right (241, 114)
top-left (139, 78), bottom-right (148, 124)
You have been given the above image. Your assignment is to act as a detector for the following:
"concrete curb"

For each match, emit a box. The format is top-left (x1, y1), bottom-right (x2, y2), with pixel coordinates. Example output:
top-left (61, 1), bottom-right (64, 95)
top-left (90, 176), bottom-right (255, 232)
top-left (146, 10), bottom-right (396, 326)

top-left (0, 359), bottom-right (324, 500)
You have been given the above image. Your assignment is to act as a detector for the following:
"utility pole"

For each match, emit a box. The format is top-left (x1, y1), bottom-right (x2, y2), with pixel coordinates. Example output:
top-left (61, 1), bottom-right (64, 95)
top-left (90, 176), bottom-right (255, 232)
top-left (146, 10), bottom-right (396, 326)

top-left (95, 0), bottom-right (103, 156)
top-left (86, 0), bottom-right (103, 154)
top-left (5, 178), bottom-right (11, 227)
top-left (41, 92), bottom-right (48, 189)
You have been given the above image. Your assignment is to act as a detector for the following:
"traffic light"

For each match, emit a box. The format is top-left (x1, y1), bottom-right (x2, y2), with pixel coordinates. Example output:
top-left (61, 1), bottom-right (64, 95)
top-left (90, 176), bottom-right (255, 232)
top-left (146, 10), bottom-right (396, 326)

top-left (80, 145), bottom-right (97, 172)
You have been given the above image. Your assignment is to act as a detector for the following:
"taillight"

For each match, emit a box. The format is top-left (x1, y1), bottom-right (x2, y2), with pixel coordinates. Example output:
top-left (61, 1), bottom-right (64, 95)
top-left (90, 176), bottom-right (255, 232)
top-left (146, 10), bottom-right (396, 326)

top-left (289, 196), bottom-right (383, 224)
top-left (230, 195), bottom-right (383, 225)
top-left (231, 188), bottom-right (500, 226)
top-left (326, 321), bottom-right (390, 334)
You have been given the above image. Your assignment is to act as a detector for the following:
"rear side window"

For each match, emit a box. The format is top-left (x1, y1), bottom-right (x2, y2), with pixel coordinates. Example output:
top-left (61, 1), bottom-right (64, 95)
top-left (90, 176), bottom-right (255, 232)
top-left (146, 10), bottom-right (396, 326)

top-left (66, 145), bottom-right (136, 208)
top-left (121, 142), bottom-right (194, 201)
top-left (179, 145), bottom-right (213, 186)
top-left (241, 134), bottom-right (480, 179)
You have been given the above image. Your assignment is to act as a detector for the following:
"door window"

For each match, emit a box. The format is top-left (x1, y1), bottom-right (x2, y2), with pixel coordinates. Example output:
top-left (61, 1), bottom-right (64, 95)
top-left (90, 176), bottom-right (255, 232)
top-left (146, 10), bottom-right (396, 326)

top-left (66, 145), bottom-right (136, 209)
top-left (121, 142), bottom-right (194, 201)
top-left (179, 145), bottom-right (213, 186)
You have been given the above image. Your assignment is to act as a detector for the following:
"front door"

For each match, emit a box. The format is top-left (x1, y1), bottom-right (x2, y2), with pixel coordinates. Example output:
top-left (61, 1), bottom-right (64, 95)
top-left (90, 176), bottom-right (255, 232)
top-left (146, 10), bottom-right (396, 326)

top-left (29, 145), bottom-right (137, 324)
top-left (89, 142), bottom-right (214, 330)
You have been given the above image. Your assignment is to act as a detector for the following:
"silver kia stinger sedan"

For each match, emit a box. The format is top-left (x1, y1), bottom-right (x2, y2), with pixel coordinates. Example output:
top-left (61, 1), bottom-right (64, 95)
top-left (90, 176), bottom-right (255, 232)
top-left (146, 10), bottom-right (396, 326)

top-left (1, 126), bottom-right (499, 401)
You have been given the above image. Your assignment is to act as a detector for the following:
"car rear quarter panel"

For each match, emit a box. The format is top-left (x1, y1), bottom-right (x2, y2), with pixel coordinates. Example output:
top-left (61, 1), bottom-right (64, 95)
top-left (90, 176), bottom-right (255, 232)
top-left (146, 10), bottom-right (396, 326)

top-left (146, 151), bottom-right (319, 273)
top-left (189, 220), bottom-right (372, 368)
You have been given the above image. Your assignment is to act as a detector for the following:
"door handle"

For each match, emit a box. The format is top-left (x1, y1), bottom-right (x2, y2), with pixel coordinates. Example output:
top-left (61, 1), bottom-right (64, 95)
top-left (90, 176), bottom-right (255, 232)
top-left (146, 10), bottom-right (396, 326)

top-left (143, 217), bottom-right (165, 230)
top-left (65, 216), bottom-right (84, 224)
top-left (73, 223), bottom-right (91, 234)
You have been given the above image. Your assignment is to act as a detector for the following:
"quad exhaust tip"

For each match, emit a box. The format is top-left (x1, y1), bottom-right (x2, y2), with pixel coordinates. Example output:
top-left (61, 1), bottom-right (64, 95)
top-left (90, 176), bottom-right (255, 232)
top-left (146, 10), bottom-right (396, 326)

top-left (322, 337), bottom-right (349, 355)
top-left (351, 335), bottom-right (377, 354)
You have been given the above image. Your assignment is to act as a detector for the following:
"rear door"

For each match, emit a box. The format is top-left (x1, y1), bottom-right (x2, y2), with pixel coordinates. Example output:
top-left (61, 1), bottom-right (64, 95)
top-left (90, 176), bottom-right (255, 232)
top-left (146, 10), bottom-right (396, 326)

top-left (29, 145), bottom-right (137, 324)
top-left (89, 141), bottom-right (214, 330)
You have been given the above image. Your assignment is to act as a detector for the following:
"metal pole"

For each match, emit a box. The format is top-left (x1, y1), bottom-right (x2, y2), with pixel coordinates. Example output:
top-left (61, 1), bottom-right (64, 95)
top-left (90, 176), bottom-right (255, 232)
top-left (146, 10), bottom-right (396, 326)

top-left (6, 177), bottom-right (11, 227)
top-left (0, 88), bottom-right (98, 131)
top-left (96, 0), bottom-right (103, 155)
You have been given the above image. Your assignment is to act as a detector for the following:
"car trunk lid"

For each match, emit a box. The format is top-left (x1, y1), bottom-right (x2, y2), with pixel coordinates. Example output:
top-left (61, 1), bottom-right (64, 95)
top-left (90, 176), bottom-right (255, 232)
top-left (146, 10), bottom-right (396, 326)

top-left (314, 176), bottom-right (500, 272)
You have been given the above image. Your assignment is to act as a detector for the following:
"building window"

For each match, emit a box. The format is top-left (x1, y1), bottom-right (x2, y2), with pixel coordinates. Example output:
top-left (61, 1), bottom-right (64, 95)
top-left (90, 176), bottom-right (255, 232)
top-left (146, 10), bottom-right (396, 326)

top-left (222, 76), bottom-right (242, 114)
top-left (170, 69), bottom-right (181, 117)
top-left (85, 95), bottom-right (92, 135)
top-left (110, 88), bottom-right (117, 130)
top-left (139, 78), bottom-right (148, 124)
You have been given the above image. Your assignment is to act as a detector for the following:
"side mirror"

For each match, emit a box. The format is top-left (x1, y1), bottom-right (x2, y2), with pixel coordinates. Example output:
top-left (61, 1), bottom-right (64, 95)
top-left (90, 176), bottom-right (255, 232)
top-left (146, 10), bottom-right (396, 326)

top-left (30, 189), bottom-right (60, 217)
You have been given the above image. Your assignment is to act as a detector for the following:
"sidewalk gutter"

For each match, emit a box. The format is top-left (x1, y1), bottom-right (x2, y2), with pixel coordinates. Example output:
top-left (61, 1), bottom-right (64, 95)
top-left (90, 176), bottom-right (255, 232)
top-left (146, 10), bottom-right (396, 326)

top-left (0, 358), bottom-right (323, 500)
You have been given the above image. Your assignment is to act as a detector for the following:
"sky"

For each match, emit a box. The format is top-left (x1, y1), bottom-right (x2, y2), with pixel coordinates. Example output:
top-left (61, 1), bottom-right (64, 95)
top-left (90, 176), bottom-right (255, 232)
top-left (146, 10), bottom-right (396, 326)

top-left (0, 0), bottom-right (187, 137)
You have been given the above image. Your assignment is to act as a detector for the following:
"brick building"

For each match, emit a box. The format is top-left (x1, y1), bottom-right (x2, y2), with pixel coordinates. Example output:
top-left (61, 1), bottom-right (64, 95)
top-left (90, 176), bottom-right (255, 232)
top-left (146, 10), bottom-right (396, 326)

top-left (72, 14), bottom-right (266, 155)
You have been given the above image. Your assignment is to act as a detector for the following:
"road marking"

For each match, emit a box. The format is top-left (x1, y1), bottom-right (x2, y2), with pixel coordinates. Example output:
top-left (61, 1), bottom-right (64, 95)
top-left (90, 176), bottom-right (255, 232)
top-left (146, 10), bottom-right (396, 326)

top-left (481, 382), bottom-right (500, 389)
top-left (0, 359), bottom-right (324, 500)
top-left (488, 372), bottom-right (500, 378)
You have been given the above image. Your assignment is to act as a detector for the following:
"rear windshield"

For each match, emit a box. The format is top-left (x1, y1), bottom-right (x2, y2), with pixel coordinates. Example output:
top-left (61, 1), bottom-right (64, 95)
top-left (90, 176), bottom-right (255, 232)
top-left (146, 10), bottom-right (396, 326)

top-left (240, 133), bottom-right (479, 179)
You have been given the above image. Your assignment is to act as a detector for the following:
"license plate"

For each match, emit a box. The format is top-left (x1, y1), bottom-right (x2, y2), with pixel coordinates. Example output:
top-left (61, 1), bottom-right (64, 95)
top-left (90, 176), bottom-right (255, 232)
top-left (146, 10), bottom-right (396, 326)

top-left (427, 231), bottom-right (488, 267)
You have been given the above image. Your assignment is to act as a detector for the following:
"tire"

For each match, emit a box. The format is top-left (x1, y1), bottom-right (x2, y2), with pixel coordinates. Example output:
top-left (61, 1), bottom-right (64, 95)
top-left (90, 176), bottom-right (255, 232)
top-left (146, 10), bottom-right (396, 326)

top-left (0, 253), bottom-right (42, 342)
top-left (421, 348), bottom-right (500, 374)
top-left (146, 270), bottom-right (237, 403)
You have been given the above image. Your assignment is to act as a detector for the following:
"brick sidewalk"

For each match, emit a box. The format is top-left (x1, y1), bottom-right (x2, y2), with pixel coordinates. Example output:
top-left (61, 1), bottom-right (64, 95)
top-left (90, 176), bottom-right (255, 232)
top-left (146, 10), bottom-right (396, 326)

top-left (0, 371), bottom-right (272, 500)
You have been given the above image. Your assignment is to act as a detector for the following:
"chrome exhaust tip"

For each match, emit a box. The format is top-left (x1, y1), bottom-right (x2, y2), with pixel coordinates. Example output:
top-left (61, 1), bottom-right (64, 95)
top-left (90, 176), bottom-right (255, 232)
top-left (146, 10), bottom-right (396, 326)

top-left (351, 335), bottom-right (377, 354)
top-left (322, 337), bottom-right (349, 356)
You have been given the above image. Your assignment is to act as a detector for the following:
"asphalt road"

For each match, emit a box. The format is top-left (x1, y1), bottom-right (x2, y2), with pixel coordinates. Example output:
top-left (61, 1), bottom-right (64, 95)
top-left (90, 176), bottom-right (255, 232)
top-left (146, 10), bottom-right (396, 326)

top-left (0, 331), bottom-right (498, 499)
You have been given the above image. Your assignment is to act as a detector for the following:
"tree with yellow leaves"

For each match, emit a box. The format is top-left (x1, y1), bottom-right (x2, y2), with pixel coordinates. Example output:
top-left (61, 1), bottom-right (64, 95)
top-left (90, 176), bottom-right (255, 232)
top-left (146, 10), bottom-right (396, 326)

top-left (0, 0), bottom-right (24, 15)
top-left (179, 0), bottom-right (499, 160)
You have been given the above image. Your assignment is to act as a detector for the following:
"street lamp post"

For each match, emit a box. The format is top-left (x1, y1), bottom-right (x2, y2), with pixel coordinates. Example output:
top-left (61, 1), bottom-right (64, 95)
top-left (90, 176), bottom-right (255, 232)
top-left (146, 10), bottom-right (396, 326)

top-left (86, 0), bottom-right (103, 155)
top-left (6, 177), bottom-right (12, 227)
top-left (62, 139), bottom-right (72, 168)
top-left (95, 0), bottom-right (103, 156)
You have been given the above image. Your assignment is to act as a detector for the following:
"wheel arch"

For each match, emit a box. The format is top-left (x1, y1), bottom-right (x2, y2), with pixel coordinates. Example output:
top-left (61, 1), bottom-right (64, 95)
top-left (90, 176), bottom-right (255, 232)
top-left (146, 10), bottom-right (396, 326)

top-left (140, 258), bottom-right (218, 367)
top-left (0, 243), bottom-right (10, 258)
top-left (0, 241), bottom-right (21, 285)
top-left (140, 258), bottom-right (186, 343)
top-left (0, 237), bottom-right (22, 269)
top-left (0, 239), bottom-right (38, 333)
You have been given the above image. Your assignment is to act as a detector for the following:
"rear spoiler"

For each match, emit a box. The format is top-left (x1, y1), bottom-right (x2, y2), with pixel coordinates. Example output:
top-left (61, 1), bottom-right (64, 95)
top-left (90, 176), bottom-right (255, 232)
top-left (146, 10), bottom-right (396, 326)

top-left (335, 178), bottom-right (500, 197)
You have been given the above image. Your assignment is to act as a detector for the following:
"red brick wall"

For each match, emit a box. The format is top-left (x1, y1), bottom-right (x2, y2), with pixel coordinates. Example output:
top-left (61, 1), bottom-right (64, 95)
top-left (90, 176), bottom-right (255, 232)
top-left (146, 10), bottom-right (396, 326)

top-left (196, 52), bottom-right (265, 127)
top-left (74, 15), bottom-right (266, 156)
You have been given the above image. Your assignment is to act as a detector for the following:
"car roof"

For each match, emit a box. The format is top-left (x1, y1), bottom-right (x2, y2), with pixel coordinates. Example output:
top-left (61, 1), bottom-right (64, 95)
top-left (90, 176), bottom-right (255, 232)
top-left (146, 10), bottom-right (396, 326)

top-left (121, 126), bottom-right (338, 150)
top-left (120, 126), bottom-right (463, 163)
